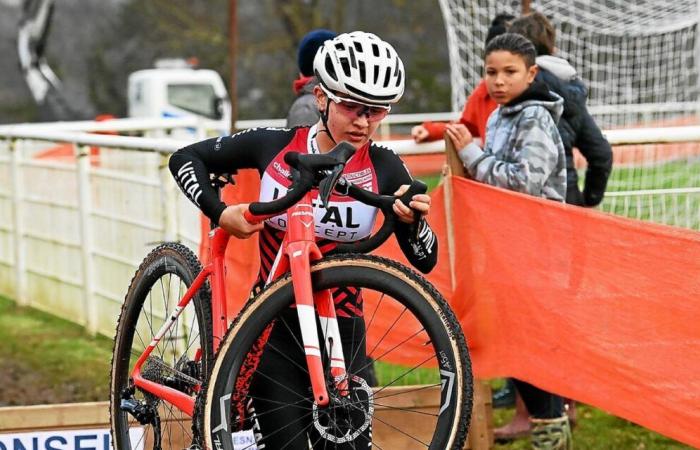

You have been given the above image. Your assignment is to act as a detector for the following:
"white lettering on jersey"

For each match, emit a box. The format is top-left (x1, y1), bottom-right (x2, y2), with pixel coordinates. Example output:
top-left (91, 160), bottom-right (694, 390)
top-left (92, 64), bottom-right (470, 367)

top-left (259, 172), bottom-right (378, 242)
top-left (176, 161), bottom-right (202, 206)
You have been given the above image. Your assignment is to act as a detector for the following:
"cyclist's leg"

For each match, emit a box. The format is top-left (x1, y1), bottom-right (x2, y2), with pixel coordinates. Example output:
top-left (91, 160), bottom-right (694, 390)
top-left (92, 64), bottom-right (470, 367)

top-left (248, 308), bottom-right (315, 448)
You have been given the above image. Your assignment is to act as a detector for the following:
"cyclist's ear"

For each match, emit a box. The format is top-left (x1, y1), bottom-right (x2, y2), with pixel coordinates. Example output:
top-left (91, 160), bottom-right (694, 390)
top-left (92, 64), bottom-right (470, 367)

top-left (314, 85), bottom-right (327, 112)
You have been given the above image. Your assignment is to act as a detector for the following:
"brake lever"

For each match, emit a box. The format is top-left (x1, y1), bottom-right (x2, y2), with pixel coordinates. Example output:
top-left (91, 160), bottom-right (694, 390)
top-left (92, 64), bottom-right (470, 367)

top-left (318, 164), bottom-right (344, 209)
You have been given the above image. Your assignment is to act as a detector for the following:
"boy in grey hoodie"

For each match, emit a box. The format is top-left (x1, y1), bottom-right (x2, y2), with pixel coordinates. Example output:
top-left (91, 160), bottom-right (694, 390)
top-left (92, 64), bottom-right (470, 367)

top-left (451, 33), bottom-right (567, 202)
top-left (446, 32), bottom-right (572, 450)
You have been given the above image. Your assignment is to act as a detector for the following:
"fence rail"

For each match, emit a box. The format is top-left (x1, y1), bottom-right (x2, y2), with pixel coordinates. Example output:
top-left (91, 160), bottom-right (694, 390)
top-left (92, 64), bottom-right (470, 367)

top-left (1, 117), bottom-right (699, 336)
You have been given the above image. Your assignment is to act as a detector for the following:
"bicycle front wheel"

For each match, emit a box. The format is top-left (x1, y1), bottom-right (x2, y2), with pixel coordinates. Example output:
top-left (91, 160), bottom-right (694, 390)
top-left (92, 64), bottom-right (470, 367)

top-left (111, 242), bottom-right (214, 450)
top-left (202, 254), bottom-right (472, 450)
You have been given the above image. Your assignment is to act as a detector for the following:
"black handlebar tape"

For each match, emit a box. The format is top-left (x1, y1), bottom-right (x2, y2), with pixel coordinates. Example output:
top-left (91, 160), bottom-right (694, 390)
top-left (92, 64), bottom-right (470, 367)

top-left (333, 179), bottom-right (427, 254)
top-left (248, 170), bottom-right (314, 216)
top-left (398, 179), bottom-right (428, 205)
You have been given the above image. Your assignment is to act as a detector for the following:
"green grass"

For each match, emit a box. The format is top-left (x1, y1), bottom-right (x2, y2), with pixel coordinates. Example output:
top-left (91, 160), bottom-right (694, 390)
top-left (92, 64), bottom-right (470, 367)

top-left (488, 379), bottom-right (693, 450)
top-left (0, 294), bottom-right (112, 406)
top-left (597, 159), bottom-right (700, 229)
top-left (374, 360), bottom-right (440, 386)
top-left (0, 298), bottom-right (692, 448)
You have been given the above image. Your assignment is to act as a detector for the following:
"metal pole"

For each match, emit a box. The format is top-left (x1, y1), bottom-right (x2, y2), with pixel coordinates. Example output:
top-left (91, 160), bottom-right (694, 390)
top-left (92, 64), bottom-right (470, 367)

top-left (10, 139), bottom-right (27, 306)
top-left (229, 0), bottom-right (238, 132)
top-left (76, 144), bottom-right (97, 335)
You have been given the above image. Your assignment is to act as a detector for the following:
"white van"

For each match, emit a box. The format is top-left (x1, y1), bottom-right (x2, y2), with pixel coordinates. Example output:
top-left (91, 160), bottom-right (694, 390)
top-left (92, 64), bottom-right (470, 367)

top-left (127, 59), bottom-right (231, 136)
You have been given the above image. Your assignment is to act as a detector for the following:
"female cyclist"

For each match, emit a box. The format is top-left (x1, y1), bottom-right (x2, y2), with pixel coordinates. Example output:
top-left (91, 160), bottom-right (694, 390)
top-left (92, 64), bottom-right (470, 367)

top-left (169, 31), bottom-right (438, 448)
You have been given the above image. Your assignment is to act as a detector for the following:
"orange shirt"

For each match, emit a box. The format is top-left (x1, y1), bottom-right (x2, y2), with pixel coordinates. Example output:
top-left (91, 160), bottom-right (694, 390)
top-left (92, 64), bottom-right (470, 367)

top-left (422, 80), bottom-right (497, 142)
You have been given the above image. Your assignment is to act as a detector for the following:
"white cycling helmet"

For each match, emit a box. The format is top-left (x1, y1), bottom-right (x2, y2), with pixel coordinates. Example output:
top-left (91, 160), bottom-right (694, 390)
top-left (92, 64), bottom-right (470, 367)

top-left (313, 31), bottom-right (405, 106)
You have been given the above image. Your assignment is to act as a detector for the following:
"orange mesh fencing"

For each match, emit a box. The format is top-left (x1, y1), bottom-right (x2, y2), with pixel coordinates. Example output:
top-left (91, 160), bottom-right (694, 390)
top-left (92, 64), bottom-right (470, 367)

top-left (208, 172), bottom-right (700, 447)
top-left (428, 177), bottom-right (700, 448)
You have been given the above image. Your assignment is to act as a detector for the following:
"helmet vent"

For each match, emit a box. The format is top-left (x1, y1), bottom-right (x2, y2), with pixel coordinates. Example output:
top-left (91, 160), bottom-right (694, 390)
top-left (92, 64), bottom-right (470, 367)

top-left (359, 61), bottom-right (366, 83)
top-left (340, 58), bottom-right (352, 77)
top-left (324, 56), bottom-right (338, 81)
top-left (354, 41), bottom-right (363, 52)
top-left (372, 44), bottom-right (380, 57)
top-left (349, 47), bottom-right (357, 69)
top-left (373, 65), bottom-right (380, 84)
top-left (383, 67), bottom-right (392, 88)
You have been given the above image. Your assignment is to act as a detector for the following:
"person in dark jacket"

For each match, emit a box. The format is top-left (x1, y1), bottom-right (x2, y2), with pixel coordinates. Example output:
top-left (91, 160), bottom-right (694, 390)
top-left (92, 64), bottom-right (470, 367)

top-left (286, 29), bottom-right (337, 127)
top-left (511, 12), bottom-right (613, 207)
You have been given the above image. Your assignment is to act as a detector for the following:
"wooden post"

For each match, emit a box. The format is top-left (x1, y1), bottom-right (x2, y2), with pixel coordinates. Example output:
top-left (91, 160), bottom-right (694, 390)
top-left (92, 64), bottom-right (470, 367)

top-left (522, 0), bottom-right (531, 15)
top-left (443, 135), bottom-right (465, 291)
top-left (466, 381), bottom-right (494, 449)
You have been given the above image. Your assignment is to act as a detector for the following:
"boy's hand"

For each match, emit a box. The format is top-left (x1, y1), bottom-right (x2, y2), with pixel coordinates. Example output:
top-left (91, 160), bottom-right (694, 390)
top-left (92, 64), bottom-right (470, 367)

top-left (445, 123), bottom-right (473, 150)
top-left (411, 125), bottom-right (430, 143)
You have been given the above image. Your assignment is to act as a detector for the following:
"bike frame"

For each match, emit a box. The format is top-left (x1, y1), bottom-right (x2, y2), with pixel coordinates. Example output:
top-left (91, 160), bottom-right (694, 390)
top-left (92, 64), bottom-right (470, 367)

top-left (130, 191), bottom-right (346, 417)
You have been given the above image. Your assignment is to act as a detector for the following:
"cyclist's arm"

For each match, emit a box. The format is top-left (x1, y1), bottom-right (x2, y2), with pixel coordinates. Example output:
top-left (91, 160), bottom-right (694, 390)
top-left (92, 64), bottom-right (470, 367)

top-left (168, 127), bottom-right (294, 225)
top-left (371, 145), bottom-right (438, 274)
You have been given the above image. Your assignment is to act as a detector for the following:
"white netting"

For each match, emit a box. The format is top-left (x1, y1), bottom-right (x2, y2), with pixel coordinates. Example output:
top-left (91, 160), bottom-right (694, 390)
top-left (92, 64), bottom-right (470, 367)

top-left (437, 0), bottom-right (700, 128)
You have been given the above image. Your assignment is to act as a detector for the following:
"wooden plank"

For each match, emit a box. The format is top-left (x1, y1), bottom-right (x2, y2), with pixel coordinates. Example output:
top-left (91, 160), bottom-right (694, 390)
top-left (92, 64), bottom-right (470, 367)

top-left (466, 380), bottom-right (494, 450)
top-left (0, 383), bottom-right (493, 448)
top-left (0, 401), bottom-right (109, 431)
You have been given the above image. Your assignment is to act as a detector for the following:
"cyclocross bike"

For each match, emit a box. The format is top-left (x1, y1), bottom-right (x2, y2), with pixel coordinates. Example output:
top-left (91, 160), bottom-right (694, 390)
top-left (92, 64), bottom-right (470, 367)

top-left (109, 142), bottom-right (473, 450)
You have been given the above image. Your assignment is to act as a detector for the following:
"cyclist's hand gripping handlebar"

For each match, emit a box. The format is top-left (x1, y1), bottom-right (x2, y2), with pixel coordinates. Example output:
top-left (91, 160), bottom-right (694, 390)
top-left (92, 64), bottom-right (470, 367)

top-left (242, 141), bottom-right (427, 253)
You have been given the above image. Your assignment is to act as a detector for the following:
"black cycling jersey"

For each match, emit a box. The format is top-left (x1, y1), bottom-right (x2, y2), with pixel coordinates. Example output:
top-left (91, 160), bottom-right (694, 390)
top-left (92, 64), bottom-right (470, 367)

top-left (169, 125), bottom-right (438, 448)
top-left (169, 125), bottom-right (438, 282)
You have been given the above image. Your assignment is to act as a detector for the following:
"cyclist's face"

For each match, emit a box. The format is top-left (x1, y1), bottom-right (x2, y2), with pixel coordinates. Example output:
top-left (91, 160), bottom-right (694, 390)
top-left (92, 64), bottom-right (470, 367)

top-left (315, 87), bottom-right (387, 148)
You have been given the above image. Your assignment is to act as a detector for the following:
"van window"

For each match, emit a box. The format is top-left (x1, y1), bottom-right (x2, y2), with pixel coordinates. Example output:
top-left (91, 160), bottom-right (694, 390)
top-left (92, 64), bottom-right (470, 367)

top-left (167, 83), bottom-right (218, 119)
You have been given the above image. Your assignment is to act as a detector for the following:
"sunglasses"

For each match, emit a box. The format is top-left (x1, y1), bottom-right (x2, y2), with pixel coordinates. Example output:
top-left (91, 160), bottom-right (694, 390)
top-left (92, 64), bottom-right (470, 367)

top-left (321, 85), bottom-right (391, 122)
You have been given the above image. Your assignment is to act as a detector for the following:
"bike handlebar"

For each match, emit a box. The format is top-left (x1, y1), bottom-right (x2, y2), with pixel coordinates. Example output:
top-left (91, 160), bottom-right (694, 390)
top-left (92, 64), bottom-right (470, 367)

top-left (245, 141), bottom-right (427, 254)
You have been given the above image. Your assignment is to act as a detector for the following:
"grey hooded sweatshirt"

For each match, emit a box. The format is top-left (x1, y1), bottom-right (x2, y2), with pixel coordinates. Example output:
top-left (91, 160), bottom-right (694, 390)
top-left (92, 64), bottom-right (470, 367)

top-left (459, 80), bottom-right (567, 202)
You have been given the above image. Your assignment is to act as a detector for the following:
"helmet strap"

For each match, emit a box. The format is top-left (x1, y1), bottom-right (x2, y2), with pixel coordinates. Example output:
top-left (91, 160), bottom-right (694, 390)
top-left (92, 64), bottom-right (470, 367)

top-left (319, 97), bottom-right (337, 145)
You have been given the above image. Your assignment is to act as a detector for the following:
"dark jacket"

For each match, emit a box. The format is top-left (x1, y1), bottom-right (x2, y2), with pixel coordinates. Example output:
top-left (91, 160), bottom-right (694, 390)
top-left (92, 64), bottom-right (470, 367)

top-left (536, 56), bottom-right (613, 207)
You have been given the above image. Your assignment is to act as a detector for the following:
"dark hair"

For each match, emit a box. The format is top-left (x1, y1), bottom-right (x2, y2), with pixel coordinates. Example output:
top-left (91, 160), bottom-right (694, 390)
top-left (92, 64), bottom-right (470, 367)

top-left (484, 33), bottom-right (537, 67)
top-left (297, 29), bottom-right (337, 76)
top-left (485, 13), bottom-right (516, 45)
top-left (509, 12), bottom-right (556, 56)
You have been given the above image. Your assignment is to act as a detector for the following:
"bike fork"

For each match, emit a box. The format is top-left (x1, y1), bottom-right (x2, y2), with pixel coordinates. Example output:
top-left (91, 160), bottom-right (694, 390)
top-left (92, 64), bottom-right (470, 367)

top-left (287, 241), bottom-right (348, 407)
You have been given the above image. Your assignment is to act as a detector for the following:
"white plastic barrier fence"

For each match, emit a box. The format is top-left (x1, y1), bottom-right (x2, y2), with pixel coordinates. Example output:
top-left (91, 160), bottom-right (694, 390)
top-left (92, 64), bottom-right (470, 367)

top-left (1, 118), bottom-right (700, 336)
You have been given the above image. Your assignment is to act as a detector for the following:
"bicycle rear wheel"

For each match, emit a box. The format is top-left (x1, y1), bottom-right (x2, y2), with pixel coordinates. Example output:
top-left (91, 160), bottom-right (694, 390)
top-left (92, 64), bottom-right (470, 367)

top-left (202, 254), bottom-right (472, 450)
top-left (110, 243), bottom-right (214, 450)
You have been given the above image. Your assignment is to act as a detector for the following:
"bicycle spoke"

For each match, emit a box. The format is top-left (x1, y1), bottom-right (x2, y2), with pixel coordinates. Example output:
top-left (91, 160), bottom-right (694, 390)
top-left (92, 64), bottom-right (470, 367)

top-left (374, 383), bottom-right (441, 401)
top-left (355, 326), bottom-right (430, 377)
top-left (253, 369), bottom-right (312, 404)
top-left (372, 354), bottom-right (437, 396)
top-left (370, 412), bottom-right (430, 447)
top-left (371, 402), bottom-right (438, 417)
top-left (366, 306), bottom-right (408, 359)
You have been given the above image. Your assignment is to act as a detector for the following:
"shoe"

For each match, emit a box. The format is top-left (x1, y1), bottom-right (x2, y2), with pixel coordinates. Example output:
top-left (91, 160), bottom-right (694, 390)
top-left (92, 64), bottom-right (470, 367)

top-left (530, 415), bottom-right (572, 450)
top-left (492, 379), bottom-right (516, 408)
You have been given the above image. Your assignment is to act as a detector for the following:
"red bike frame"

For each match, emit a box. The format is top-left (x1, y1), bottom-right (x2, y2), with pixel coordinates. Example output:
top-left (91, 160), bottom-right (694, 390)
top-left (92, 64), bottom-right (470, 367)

top-left (129, 190), bottom-right (346, 416)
